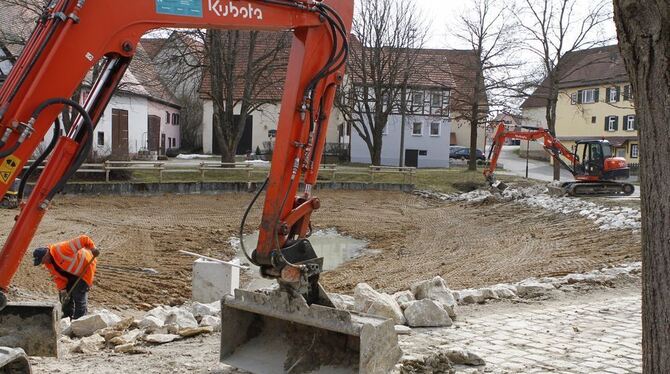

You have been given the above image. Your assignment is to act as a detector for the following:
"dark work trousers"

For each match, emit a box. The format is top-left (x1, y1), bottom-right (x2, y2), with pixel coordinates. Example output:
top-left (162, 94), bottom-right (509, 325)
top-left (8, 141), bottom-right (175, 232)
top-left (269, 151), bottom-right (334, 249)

top-left (62, 279), bottom-right (90, 320)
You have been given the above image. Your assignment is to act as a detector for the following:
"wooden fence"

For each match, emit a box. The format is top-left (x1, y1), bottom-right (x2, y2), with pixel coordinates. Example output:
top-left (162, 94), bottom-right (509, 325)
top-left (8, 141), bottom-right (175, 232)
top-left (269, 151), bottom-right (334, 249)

top-left (22, 161), bottom-right (416, 184)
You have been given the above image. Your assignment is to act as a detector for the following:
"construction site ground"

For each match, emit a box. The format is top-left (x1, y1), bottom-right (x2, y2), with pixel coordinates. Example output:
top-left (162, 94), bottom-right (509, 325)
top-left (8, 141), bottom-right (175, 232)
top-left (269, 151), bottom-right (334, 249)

top-left (30, 283), bottom-right (642, 373)
top-left (5, 189), bottom-right (641, 309)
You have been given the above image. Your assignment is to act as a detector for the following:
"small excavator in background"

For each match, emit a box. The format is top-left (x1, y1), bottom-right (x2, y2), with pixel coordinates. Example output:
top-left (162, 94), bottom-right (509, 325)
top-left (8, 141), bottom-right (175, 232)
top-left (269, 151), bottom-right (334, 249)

top-left (0, 0), bottom-right (401, 373)
top-left (485, 122), bottom-right (635, 196)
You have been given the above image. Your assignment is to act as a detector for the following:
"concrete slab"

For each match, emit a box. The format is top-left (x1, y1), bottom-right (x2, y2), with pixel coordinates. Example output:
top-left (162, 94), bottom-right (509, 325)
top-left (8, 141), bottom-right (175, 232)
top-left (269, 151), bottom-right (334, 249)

top-left (192, 258), bottom-right (240, 304)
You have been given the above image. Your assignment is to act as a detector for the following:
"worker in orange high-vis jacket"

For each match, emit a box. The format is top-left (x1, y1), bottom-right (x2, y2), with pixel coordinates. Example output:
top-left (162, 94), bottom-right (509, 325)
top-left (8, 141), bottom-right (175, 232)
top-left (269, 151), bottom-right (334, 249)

top-left (32, 235), bottom-right (99, 319)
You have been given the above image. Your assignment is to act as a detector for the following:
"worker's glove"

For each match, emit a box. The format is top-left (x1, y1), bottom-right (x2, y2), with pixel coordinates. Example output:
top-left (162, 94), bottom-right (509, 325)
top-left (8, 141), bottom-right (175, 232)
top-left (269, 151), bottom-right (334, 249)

top-left (58, 290), bottom-right (67, 304)
top-left (91, 248), bottom-right (100, 257)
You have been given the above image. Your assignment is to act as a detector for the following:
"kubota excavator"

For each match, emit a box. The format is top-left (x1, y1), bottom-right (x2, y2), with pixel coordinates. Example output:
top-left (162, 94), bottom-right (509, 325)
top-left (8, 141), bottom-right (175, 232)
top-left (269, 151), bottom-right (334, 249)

top-left (485, 122), bottom-right (635, 196)
top-left (0, 1), bottom-right (401, 373)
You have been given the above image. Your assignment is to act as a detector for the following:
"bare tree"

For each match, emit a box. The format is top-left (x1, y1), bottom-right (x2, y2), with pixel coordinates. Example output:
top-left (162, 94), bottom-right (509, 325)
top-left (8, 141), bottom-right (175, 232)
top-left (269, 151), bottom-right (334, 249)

top-left (450, 0), bottom-right (519, 171)
top-left (516, 0), bottom-right (612, 180)
top-left (205, 30), bottom-right (289, 162)
top-left (613, 1), bottom-right (670, 372)
top-left (336, 0), bottom-right (426, 166)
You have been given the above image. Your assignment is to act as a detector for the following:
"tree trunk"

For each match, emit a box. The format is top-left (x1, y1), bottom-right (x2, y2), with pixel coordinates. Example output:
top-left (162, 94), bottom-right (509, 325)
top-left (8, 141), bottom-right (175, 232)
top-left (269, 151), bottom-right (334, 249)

top-left (613, 1), bottom-right (670, 373)
top-left (468, 119), bottom-right (478, 171)
top-left (546, 92), bottom-right (561, 181)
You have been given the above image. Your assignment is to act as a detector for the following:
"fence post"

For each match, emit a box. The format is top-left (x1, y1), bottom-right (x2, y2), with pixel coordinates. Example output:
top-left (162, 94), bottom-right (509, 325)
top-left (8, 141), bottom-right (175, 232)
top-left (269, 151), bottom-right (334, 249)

top-left (370, 166), bottom-right (375, 183)
top-left (105, 161), bottom-right (110, 183)
top-left (200, 163), bottom-right (206, 182)
top-left (158, 163), bottom-right (164, 183)
top-left (247, 165), bottom-right (252, 182)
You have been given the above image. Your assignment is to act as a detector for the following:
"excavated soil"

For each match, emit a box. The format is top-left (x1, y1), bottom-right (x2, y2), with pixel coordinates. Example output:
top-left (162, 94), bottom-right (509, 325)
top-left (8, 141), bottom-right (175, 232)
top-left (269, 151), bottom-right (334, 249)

top-left (4, 191), bottom-right (640, 308)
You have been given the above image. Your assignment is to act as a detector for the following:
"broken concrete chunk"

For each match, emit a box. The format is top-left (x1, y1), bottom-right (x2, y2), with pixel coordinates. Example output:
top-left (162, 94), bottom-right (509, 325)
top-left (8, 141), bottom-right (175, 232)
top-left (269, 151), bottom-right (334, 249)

top-left (59, 318), bottom-right (72, 336)
top-left (145, 305), bottom-right (176, 321)
top-left (395, 325), bottom-right (412, 335)
top-left (403, 300), bottom-right (453, 328)
top-left (138, 315), bottom-right (164, 331)
top-left (399, 352), bottom-right (455, 374)
top-left (491, 284), bottom-right (517, 299)
top-left (178, 326), bottom-right (214, 338)
top-left (328, 293), bottom-right (355, 311)
top-left (190, 302), bottom-right (221, 318)
top-left (199, 315), bottom-right (221, 332)
top-left (71, 334), bottom-right (105, 354)
top-left (165, 309), bottom-right (198, 329)
top-left (444, 348), bottom-right (486, 366)
top-left (393, 291), bottom-right (415, 305)
top-left (70, 310), bottom-right (122, 337)
top-left (410, 276), bottom-right (458, 318)
top-left (516, 280), bottom-right (556, 298)
top-left (144, 333), bottom-right (180, 344)
top-left (109, 329), bottom-right (144, 346)
top-left (458, 289), bottom-right (486, 304)
top-left (354, 283), bottom-right (406, 325)
top-left (478, 288), bottom-right (499, 301)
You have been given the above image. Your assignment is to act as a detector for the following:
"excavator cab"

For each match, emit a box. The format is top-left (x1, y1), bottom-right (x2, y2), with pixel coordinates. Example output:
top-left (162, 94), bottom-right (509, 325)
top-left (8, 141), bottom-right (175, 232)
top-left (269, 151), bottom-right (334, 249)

top-left (573, 140), bottom-right (630, 181)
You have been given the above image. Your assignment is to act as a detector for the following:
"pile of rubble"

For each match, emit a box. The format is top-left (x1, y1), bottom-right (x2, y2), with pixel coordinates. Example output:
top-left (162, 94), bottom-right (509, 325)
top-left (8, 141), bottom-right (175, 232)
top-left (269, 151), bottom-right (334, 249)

top-left (60, 301), bottom-right (222, 355)
top-left (414, 185), bottom-right (641, 231)
top-left (329, 262), bottom-right (641, 329)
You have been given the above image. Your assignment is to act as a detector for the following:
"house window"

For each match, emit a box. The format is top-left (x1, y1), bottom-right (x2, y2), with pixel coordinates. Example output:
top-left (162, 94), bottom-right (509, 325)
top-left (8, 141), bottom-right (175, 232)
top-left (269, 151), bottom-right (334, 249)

top-left (172, 113), bottom-right (180, 125)
top-left (412, 91), bottom-right (424, 106)
top-left (166, 111), bottom-right (170, 124)
top-left (571, 93), bottom-right (577, 105)
top-left (412, 122), bottom-right (423, 136)
top-left (623, 85), bottom-right (633, 101)
top-left (581, 89), bottom-right (597, 104)
top-left (608, 116), bottom-right (617, 132)
top-left (430, 123), bottom-right (440, 137)
top-left (608, 87), bottom-right (618, 103)
top-left (419, 150), bottom-right (428, 156)
top-left (591, 116), bottom-right (597, 124)
top-left (168, 137), bottom-right (172, 148)
top-left (626, 115), bottom-right (635, 131)
top-left (631, 144), bottom-right (639, 158)
top-left (97, 131), bottom-right (104, 146)
top-left (172, 138), bottom-right (176, 147)
top-left (431, 92), bottom-right (442, 107)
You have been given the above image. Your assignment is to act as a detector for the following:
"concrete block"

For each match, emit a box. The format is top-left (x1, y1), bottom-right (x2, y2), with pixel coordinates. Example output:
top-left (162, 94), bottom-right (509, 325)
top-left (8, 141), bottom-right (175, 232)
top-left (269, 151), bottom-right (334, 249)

top-left (192, 258), bottom-right (240, 304)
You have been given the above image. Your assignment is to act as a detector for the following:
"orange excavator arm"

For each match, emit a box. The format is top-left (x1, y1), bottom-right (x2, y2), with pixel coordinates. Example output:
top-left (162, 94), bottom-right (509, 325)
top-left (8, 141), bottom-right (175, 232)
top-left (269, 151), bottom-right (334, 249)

top-left (0, 0), bottom-right (353, 306)
top-left (484, 122), bottom-right (579, 184)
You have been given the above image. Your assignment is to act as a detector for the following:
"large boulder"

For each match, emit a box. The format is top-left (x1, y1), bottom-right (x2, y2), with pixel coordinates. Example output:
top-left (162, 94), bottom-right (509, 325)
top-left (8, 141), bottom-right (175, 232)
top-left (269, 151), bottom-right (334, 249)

top-left (109, 330), bottom-right (144, 346)
top-left (457, 289), bottom-right (486, 305)
top-left (491, 284), bottom-right (517, 299)
top-left (165, 309), bottom-right (198, 329)
top-left (137, 315), bottom-right (164, 331)
top-left (445, 348), bottom-right (485, 366)
top-left (516, 280), bottom-right (555, 298)
top-left (71, 334), bottom-right (105, 354)
top-left (403, 300), bottom-right (452, 328)
top-left (411, 277), bottom-right (458, 317)
top-left (328, 293), bottom-right (355, 311)
top-left (393, 291), bottom-right (415, 305)
top-left (70, 310), bottom-right (122, 337)
top-left (191, 302), bottom-right (220, 319)
top-left (354, 283), bottom-right (405, 324)
top-left (199, 315), bottom-right (221, 332)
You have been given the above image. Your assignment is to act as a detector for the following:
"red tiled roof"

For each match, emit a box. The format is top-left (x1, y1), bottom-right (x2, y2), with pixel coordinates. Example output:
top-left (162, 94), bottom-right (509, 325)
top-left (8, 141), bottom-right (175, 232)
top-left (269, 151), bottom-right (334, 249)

top-left (522, 44), bottom-right (628, 109)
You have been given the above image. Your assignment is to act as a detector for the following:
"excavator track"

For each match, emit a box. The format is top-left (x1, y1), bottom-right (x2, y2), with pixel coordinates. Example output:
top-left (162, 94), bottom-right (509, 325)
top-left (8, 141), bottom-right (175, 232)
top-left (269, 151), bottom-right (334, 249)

top-left (557, 182), bottom-right (635, 197)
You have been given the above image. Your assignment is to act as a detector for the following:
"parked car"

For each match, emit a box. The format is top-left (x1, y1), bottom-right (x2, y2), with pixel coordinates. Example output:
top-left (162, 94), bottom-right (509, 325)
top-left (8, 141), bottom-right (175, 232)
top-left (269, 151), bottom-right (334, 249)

top-left (449, 147), bottom-right (486, 161)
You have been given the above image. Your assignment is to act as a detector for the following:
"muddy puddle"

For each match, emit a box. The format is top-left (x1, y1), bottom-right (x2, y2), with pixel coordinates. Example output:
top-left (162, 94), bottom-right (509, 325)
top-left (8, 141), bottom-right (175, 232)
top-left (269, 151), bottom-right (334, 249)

top-left (230, 229), bottom-right (368, 290)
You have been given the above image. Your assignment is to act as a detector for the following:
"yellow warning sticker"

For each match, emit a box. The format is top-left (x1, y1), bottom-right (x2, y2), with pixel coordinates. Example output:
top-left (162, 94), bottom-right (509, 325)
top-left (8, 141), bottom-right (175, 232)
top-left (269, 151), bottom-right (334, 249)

top-left (0, 155), bottom-right (20, 184)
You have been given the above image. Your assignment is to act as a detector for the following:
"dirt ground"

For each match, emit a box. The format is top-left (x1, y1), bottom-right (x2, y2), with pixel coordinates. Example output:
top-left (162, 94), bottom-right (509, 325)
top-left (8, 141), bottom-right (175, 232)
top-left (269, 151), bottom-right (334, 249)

top-left (4, 190), bottom-right (640, 308)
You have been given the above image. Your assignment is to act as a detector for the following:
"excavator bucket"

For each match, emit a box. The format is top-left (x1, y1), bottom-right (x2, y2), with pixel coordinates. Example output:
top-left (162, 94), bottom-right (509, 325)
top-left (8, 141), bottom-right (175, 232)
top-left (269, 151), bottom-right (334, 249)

top-left (220, 288), bottom-right (402, 374)
top-left (0, 347), bottom-right (31, 374)
top-left (0, 303), bottom-right (59, 358)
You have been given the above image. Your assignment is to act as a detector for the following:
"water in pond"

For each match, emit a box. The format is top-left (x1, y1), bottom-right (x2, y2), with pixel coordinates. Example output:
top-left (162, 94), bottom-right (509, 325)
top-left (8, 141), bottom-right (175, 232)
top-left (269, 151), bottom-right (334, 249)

top-left (230, 229), bottom-right (367, 290)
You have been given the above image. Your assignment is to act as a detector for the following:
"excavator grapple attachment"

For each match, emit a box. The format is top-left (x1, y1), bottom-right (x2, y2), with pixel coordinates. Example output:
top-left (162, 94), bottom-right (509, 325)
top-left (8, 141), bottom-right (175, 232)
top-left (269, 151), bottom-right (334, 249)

top-left (0, 303), bottom-right (59, 358)
top-left (221, 288), bottom-right (402, 374)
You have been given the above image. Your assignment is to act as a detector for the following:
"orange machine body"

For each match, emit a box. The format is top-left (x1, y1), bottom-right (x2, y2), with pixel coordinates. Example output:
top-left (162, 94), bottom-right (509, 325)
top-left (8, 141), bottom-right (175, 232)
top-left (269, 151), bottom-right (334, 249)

top-left (0, 0), bottom-right (353, 294)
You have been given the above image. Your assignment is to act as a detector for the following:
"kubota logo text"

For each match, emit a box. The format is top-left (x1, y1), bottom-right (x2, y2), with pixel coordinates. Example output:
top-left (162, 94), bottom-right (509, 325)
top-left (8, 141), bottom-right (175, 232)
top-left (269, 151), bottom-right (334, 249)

top-left (208, 0), bottom-right (263, 19)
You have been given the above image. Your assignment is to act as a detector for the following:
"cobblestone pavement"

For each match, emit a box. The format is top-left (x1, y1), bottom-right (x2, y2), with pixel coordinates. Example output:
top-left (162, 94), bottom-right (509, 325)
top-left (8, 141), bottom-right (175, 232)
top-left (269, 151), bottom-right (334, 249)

top-left (399, 285), bottom-right (642, 373)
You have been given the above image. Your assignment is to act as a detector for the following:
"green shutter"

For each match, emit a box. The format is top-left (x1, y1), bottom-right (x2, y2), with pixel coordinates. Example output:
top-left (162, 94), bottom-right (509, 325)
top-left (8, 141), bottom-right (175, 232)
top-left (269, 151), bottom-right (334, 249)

top-left (614, 116), bottom-right (619, 131)
top-left (604, 116), bottom-right (609, 131)
top-left (633, 115), bottom-right (638, 131)
top-left (605, 88), bottom-right (611, 102)
top-left (623, 85), bottom-right (630, 101)
top-left (616, 86), bottom-right (621, 102)
top-left (594, 88), bottom-right (600, 103)
top-left (577, 90), bottom-right (583, 104)
top-left (623, 115), bottom-right (629, 130)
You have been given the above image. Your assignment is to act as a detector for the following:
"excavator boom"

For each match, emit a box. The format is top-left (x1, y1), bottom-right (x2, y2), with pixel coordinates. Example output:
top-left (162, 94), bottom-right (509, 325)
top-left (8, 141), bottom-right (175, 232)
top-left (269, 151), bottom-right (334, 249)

top-left (0, 1), bottom-right (401, 372)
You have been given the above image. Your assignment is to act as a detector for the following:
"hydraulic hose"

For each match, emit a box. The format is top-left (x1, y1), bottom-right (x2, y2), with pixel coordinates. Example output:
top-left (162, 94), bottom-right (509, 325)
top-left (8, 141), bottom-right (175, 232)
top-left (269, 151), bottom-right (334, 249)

top-left (239, 178), bottom-right (269, 265)
top-left (28, 98), bottom-right (93, 201)
top-left (18, 118), bottom-right (61, 201)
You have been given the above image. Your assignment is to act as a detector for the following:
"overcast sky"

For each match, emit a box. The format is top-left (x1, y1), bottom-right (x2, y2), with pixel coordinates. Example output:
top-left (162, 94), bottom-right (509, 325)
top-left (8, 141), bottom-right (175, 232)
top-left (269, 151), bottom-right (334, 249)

top-left (412, 0), bottom-right (618, 49)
